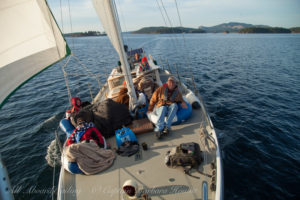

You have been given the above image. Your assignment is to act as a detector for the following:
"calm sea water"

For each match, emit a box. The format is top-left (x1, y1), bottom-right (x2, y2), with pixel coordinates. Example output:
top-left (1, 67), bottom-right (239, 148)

top-left (0, 33), bottom-right (300, 200)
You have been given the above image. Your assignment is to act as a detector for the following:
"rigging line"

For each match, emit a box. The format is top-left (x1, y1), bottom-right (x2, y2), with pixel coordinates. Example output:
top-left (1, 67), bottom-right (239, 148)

top-left (160, 0), bottom-right (181, 46)
top-left (174, 0), bottom-right (195, 88)
top-left (159, 0), bottom-right (184, 70)
top-left (155, 0), bottom-right (168, 28)
top-left (51, 159), bottom-right (56, 200)
top-left (155, 0), bottom-right (180, 66)
top-left (51, 126), bottom-right (63, 200)
top-left (72, 54), bottom-right (102, 89)
top-left (112, 0), bottom-right (126, 48)
top-left (88, 83), bottom-right (94, 100)
top-left (116, 0), bottom-right (129, 46)
top-left (62, 55), bottom-right (73, 106)
top-left (174, 0), bottom-right (183, 28)
top-left (174, 0), bottom-right (188, 56)
top-left (59, 0), bottom-right (64, 33)
top-left (160, 0), bottom-right (174, 28)
top-left (67, 0), bottom-right (74, 49)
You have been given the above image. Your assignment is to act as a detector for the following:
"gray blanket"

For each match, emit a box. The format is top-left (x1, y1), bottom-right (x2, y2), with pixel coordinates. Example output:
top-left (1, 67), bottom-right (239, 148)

top-left (66, 141), bottom-right (115, 175)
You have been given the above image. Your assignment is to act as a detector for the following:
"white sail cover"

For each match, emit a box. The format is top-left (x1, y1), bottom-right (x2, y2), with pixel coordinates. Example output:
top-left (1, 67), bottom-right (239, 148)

top-left (92, 0), bottom-right (137, 108)
top-left (0, 0), bottom-right (69, 108)
top-left (92, 0), bottom-right (124, 57)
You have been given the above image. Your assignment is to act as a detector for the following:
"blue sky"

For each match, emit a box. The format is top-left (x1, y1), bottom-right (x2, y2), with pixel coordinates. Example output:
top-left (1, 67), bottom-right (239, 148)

top-left (48, 0), bottom-right (300, 33)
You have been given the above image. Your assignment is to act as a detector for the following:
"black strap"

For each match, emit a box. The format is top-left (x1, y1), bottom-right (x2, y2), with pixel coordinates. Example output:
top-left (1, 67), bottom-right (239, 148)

top-left (183, 167), bottom-right (212, 179)
top-left (196, 169), bottom-right (213, 178)
top-left (184, 167), bottom-right (200, 179)
top-left (164, 86), bottom-right (178, 102)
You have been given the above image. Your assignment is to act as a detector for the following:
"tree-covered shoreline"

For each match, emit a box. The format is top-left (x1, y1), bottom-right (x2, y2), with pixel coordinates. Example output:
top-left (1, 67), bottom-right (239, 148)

top-left (64, 31), bottom-right (106, 37)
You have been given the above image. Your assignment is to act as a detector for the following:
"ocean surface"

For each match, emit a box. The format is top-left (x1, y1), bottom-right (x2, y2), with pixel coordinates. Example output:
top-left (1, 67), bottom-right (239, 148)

top-left (0, 33), bottom-right (300, 200)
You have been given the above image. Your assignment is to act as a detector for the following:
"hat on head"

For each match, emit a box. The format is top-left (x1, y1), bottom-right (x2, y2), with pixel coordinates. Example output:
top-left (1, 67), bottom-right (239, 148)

top-left (141, 56), bottom-right (148, 63)
top-left (65, 110), bottom-right (71, 119)
top-left (168, 76), bottom-right (178, 83)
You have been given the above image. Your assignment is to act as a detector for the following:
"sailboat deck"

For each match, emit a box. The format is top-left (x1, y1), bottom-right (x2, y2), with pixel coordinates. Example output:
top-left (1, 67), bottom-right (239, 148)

top-left (61, 109), bottom-right (216, 200)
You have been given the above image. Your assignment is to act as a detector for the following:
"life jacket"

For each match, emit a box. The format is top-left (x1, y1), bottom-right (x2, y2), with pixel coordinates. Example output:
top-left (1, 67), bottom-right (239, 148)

top-left (139, 57), bottom-right (150, 72)
top-left (163, 83), bottom-right (178, 103)
top-left (139, 63), bottom-right (150, 72)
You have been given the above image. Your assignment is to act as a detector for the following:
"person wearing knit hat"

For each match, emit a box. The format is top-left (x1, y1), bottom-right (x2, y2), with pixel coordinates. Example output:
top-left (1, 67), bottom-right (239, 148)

top-left (71, 97), bottom-right (82, 114)
top-left (65, 110), bottom-right (72, 120)
top-left (137, 56), bottom-right (151, 75)
top-left (141, 56), bottom-right (147, 63)
top-left (167, 76), bottom-right (178, 83)
top-left (147, 76), bottom-right (188, 139)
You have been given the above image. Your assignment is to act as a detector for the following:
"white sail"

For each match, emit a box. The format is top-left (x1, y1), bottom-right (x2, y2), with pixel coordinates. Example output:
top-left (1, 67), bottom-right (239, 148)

top-left (92, 0), bottom-right (137, 109)
top-left (0, 0), bottom-right (70, 108)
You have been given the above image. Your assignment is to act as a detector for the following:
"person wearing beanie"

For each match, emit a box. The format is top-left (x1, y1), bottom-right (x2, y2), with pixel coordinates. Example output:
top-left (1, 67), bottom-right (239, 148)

top-left (147, 76), bottom-right (187, 139)
top-left (137, 56), bottom-right (151, 75)
top-left (71, 97), bottom-right (82, 114)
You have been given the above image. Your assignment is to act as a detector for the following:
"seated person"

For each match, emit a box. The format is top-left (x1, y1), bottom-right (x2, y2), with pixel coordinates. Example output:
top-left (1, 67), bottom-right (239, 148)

top-left (115, 83), bottom-right (147, 109)
top-left (115, 87), bottom-right (130, 107)
top-left (133, 53), bottom-right (141, 64)
top-left (129, 53), bottom-right (141, 70)
top-left (66, 118), bottom-right (106, 148)
top-left (147, 76), bottom-right (188, 139)
top-left (116, 61), bottom-right (122, 73)
top-left (71, 97), bottom-right (82, 114)
top-left (70, 97), bottom-right (91, 127)
top-left (64, 117), bottom-right (108, 174)
top-left (137, 56), bottom-right (151, 75)
top-left (137, 77), bottom-right (158, 100)
top-left (71, 97), bottom-right (90, 113)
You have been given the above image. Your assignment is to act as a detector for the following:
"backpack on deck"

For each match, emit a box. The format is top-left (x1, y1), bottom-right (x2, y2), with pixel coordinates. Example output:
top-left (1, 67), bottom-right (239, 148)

top-left (165, 142), bottom-right (203, 178)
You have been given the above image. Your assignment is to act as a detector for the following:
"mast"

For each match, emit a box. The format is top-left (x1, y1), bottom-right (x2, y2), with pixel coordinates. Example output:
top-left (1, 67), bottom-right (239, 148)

top-left (93, 0), bottom-right (137, 109)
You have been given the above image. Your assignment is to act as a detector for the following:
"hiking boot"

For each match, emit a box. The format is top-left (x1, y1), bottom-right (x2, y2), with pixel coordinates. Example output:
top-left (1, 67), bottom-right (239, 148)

top-left (155, 131), bottom-right (163, 139)
top-left (163, 127), bottom-right (169, 135)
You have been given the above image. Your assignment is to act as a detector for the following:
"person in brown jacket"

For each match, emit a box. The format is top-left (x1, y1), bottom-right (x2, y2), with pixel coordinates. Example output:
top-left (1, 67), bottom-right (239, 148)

top-left (148, 76), bottom-right (187, 138)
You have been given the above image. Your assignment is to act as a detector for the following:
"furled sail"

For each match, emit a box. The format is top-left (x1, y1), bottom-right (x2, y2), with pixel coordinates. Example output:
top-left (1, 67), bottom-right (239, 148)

top-left (0, 0), bottom-right (70, 108)
top-left (92, 0), bottom-right (137, 109)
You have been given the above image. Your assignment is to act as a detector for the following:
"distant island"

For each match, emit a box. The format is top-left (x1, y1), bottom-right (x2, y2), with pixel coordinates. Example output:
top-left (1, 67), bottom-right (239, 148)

top-left (290, 27), bottom-right (300, 33)
top-left (239, 27), bottom-right (291, 33)
top-left (133, 22), bottom-right (300, 34)
top-left (64, 23), bottom-right (300, 37)
top-left (133, 26), bottom-right (205, 34)
top-left (64, 31), bottom-right (106, 37)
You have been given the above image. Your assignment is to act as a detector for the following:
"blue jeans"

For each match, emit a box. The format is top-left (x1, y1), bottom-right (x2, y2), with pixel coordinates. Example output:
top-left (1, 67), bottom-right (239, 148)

top-left (153, 103), bottom-right (178, 131)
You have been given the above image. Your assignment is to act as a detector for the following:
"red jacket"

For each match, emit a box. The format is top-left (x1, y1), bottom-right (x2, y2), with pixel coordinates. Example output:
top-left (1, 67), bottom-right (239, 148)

top-left (66, 127), bottom-right (105, 147)
top-left (71, 97), bottom-right (82, 113)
